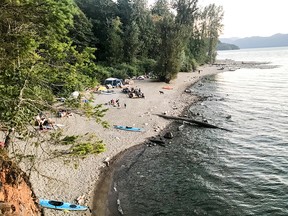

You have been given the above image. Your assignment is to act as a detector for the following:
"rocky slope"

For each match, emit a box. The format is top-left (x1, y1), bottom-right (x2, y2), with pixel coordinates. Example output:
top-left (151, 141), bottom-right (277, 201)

top-left (0, 151), bottom-right (42, 216)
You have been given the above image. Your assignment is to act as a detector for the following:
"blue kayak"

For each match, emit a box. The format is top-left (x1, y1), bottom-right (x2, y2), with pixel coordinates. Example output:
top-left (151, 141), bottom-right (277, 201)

top-left (114, 125), bottom-right (143, 132)
top-left (39, 199), bottom-right (88, 211)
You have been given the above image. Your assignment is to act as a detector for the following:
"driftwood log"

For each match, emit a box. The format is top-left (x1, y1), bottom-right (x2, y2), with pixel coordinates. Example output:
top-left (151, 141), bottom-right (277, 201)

top-left (157, 114), bottom-right (232, 132)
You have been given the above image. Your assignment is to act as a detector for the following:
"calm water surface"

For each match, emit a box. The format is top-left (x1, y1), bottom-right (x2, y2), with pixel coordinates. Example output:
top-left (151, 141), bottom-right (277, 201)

top-left (108, 47), bottom-right (288, 216)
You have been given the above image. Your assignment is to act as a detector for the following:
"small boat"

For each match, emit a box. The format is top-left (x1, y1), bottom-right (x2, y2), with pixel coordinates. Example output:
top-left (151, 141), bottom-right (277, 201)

top-left (39, 199), bottom-right (88, 211)
top-left (113, 125), bottom-right (143, 132)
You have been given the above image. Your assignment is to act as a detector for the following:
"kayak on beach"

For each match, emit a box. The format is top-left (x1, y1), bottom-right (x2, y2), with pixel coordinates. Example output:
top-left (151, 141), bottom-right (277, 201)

top-left (39, 199), bottom-right (88, 211)
top-left (114, 125), bottom-right (143, 132)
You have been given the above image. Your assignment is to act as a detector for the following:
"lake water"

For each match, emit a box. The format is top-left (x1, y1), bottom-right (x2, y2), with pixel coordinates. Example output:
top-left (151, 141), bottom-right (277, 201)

top-left (106, 47), bottom-right (288, 216)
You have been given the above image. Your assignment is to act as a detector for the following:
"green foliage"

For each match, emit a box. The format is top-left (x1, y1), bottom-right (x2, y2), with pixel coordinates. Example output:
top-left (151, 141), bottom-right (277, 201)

top-left (71, 141), bottom-right (106, 156)
top-left (68, 9), bottom-right (96, 51)
top-left (123, 21), bottom-right (140, 63)
top-left (197, 4), bottom-right (224, 63)
top-left (107, 17), bottom-right (124, 64)
top-left (75, 0), bottom-right (117, 61)
top-left (0, 0), bottom-right (110, 150)
top-left (135, 58), bottom-right (157, 74)
top-left (116, 63), bottom-right (138, 78)
top-left (83, 103), bottom-right (109, 128)
top-left (61, 135), bottom-right (79, 145)
top-left (154, 15), bottom-right (185, 83)
top-left (151, 0), bottom-right (170, 16)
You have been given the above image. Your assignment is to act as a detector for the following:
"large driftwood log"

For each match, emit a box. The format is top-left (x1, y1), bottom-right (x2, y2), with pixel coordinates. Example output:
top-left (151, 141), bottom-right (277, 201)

top-left (157, 114), bottom-right (232, 132)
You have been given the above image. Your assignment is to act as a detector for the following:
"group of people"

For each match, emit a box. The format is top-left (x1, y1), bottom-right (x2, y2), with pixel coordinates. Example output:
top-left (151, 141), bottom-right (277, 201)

top-left (35, 110), bottom-right (72, 130)
top-left (122, 87), bottom-right (145, 98)
top-left (108, 99), bottom-right (126, 109)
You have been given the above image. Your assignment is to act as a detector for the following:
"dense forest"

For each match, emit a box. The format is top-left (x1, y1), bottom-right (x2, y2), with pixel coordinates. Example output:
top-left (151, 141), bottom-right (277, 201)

top-left (0, 0), bottom-right (223, 148)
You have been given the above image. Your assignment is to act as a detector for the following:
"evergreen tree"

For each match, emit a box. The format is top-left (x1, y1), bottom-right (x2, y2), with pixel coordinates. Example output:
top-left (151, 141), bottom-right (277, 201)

top-left (68, 8), bottom-right (96, 52)
top-left (75, 0), bottom-right (117, 62)
top-left (107, 17), bottom-right (124, 64)
top-left (123, 21), bottom-right (140, 63)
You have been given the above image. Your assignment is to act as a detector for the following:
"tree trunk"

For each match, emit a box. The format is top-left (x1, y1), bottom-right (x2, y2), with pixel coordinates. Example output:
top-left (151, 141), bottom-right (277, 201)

top-left (4, 128), bottom-right (14, 149)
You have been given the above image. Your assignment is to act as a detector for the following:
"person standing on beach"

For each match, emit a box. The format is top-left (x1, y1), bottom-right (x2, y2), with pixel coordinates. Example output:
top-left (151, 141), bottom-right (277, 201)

top-left (124, 103), bottom-right (127, 108)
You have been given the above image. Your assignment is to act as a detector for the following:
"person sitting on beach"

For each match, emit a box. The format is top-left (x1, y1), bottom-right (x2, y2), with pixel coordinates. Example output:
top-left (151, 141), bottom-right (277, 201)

top-left (111, 99), bottom-right (115, 106)
top-left (57, 110), bottom-right (72, 118)
top-left (35, 112), bottom-right (55, 130)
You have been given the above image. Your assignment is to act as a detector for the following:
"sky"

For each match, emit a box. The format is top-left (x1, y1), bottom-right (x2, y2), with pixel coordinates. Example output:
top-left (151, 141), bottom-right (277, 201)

top-left (148, 0), bottom-right (288, 38)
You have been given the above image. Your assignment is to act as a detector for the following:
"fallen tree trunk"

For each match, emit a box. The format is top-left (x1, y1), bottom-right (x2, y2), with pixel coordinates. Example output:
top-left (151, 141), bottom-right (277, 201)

top-left (156, 114), bottom-right (232, 132)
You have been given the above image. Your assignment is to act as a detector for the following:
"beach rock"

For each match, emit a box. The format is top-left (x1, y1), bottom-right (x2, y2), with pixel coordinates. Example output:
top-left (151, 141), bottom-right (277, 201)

top-left (226, 115), bottom-right (232, 119)
top-left (178, 124), bottom-right (184, 131)
top-left (76, 195), bottom-right (85, 205)
top-left (164, 132), bottom-right (173, 139)
top-left (103, 157), bottom-right (110, 167)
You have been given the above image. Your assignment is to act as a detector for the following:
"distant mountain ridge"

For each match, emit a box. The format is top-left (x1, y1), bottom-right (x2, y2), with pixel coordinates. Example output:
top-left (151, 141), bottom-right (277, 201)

top-left (220, 33), bottom-right (288, 49)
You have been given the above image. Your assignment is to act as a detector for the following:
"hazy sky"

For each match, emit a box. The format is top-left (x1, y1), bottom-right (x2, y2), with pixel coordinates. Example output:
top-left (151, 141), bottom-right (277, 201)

top-left (148, 0), bottom-right (288, 38)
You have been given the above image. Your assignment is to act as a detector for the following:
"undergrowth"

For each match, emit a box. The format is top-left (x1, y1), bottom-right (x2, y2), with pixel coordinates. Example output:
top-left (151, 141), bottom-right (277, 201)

top-left (53, 133), bottom-right (106, 157)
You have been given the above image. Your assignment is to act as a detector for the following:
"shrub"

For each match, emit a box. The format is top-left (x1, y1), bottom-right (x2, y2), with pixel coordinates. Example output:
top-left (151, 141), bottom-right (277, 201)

top-left (116, 63), bottom-right (138, 78)
top-left (60, 135), bottom-right (79, 145)
top-left (71, 141), bottom-right (106, 157)
top-left (136, 58), bottom-right (156, 74)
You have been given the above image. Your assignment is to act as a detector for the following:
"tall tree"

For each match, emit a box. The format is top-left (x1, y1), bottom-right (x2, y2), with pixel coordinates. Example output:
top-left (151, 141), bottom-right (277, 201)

top-left (123, 21), bottom-right (140, 62)
top-left (117, 0), bottom-right (133, 27)
top-left (197, 4), bottom-right (224, 63)
top-left (75, 0), bottom-right (117, 62)
top-left (153, 0), bottom-right (199, 82)
top-left (106, 16), bottom-right (124, 64)
top-left (151, 0), bottom-right (170, 16)
top-left (68, 8), bottom-right (96, 52)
